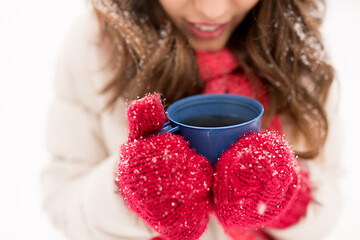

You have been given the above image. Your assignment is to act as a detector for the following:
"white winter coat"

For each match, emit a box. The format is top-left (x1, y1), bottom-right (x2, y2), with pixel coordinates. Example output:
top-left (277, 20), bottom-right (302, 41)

top-left (41, 12), bottom-right (343, 240)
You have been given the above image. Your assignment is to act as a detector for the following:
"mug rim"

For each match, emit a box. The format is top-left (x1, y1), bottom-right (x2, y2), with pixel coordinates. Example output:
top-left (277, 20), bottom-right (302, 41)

top-left (166, 94), bottom-right (264, 130)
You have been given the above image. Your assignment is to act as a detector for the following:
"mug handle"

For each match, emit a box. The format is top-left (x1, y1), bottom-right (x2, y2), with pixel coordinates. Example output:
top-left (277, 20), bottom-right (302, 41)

top-left (158, 122), bottom-right (179, 134)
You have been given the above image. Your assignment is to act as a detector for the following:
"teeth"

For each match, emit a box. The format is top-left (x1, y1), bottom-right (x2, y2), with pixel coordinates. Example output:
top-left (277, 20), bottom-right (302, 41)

top-left (194, 24), bottom-right (220, 32)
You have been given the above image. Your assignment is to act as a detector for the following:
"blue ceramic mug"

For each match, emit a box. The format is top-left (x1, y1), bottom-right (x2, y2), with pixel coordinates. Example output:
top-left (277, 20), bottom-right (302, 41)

top-left (159, 94), bottom-right (264, 165)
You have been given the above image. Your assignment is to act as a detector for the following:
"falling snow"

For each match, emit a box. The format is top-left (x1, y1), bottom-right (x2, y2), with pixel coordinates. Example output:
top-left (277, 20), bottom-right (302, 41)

top-left (257, 202), bottom-right (267, 215)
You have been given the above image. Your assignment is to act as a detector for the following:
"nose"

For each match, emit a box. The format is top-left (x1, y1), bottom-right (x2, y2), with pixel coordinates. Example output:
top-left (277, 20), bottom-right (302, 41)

top-left (194, 0), bottom-right (228, 20)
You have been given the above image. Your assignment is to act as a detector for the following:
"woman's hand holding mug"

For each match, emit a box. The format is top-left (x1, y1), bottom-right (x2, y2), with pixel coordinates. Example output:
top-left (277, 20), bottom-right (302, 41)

top-left (117, 94), bottom-right (213, 240)
top-left (116, 94), bottom-right (311, 239)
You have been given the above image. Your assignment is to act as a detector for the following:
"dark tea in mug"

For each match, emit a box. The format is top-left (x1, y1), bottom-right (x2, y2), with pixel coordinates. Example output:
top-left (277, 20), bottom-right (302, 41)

top-left (182, 114), bottom-right (247, 127)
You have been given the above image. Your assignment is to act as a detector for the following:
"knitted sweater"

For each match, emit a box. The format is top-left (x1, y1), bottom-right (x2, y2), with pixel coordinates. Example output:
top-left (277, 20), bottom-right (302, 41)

top-left (41, 12), bottom-right (343, 240)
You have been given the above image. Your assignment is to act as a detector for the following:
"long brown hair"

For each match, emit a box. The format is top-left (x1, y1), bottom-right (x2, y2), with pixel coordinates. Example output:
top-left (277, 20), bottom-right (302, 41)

top-left (89, 0), bottom-right (335, 159)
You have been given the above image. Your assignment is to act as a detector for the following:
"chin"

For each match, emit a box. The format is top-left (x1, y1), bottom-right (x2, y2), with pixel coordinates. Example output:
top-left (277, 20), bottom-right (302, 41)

top-left (190, 39), bottom-right (227, 52)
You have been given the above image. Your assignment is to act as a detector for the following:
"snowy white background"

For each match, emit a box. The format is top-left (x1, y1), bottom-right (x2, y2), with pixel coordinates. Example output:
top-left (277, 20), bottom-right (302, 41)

top-left (0, 0), bottom-right (359, 239)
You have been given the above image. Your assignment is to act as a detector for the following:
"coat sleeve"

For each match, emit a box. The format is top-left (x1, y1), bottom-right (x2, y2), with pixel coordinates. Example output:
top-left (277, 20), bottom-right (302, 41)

top-left (40, 13), bottom-right (158, 240)
top-left (264, 83), bottom-right (343, 240)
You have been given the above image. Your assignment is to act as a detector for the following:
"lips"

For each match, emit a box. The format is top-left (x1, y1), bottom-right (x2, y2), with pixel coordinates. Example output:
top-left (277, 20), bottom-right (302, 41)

top-left (187, 22), bottom-right (228, 40)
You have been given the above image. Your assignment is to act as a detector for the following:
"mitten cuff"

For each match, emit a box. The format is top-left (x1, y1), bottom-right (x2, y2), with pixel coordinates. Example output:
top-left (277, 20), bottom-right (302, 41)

top-left (151, 237), bottom-right (165, 240)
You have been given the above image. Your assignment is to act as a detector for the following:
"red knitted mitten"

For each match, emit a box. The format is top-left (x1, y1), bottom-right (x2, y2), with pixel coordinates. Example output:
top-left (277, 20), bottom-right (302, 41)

top-left (267, 165), bottom-right (312, 228)
top-left (116, 94), bottom-right (213, 240)
top-left (213, 131), bottom-right (309, 231)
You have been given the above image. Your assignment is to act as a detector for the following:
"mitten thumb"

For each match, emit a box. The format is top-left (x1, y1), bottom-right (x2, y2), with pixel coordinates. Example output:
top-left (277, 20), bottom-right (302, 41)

top-left (127, 94), bottom-right (167, 141)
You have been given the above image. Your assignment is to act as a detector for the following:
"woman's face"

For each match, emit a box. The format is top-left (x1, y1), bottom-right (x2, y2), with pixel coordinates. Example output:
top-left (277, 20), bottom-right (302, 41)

top-left (158, 0), bottom-right (259, 52)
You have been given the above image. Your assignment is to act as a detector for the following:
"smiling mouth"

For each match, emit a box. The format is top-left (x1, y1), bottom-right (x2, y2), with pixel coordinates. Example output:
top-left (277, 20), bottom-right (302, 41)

top-left (194, 23), bottom-right (221, 31)
top-left (187, 22), bottom-right (228, 40)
